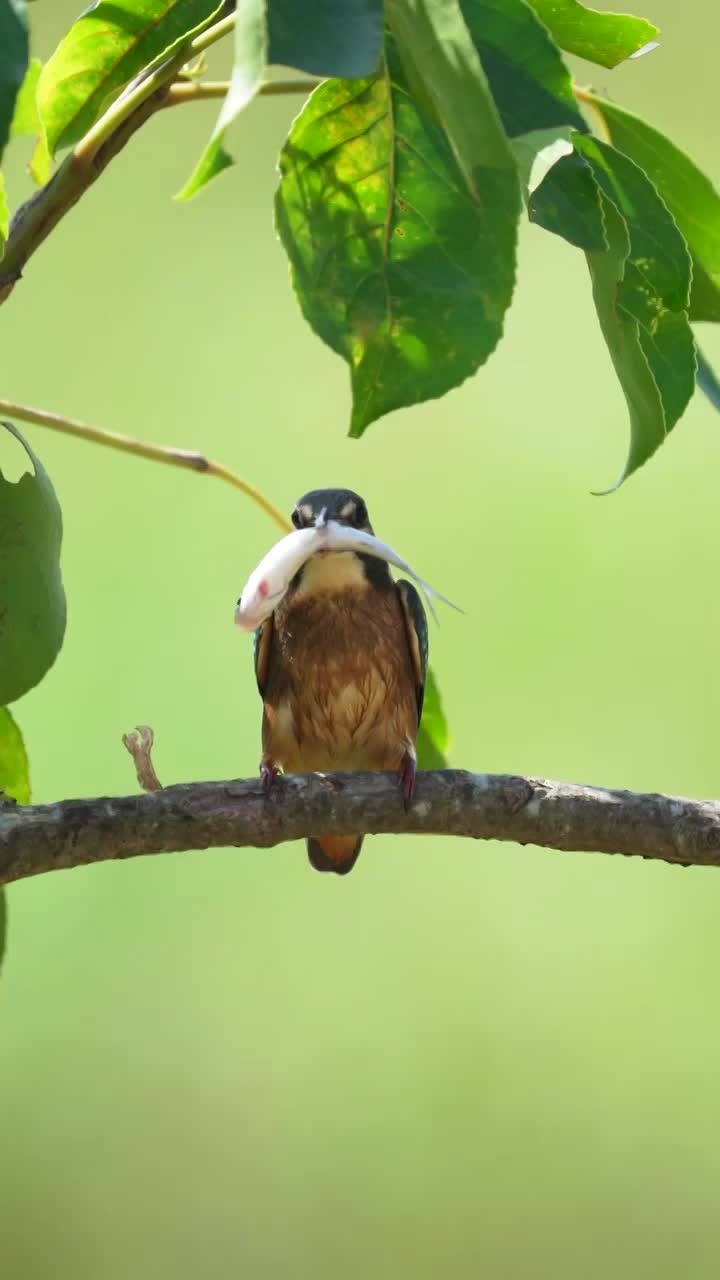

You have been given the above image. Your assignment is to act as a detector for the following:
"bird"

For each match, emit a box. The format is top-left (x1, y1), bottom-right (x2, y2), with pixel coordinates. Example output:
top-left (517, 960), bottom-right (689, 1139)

top-left (254, 487), bottom-right (428, 876)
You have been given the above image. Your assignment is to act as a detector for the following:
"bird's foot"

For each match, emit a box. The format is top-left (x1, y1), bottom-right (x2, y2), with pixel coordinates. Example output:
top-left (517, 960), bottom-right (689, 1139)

top-left (399, 751), bottom-right (417, 809)
top-left (259, 759), bottom-right (280, 793)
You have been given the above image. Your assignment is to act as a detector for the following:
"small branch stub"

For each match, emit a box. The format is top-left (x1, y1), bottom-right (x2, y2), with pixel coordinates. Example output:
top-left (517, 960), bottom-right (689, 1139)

top-left (122, 726), bottom-right (163, 792)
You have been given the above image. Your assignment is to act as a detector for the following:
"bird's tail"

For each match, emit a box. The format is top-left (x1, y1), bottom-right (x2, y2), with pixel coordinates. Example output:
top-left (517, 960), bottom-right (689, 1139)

top-left (306, 835), bottom-right (364, 876)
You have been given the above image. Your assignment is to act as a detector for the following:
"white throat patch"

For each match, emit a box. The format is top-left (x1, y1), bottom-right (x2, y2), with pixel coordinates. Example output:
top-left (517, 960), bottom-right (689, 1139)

top-left (297, 551), bottom-right (368, 596)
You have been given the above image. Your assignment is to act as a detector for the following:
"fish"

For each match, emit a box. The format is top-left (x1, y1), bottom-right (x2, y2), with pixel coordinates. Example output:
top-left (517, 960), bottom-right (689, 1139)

top-left (234, 517), bottom-right (462, 631)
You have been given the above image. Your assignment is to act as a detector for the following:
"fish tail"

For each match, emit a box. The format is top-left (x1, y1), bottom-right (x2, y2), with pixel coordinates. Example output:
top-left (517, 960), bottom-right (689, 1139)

top-left (417, 577), bottom-right (464, 617)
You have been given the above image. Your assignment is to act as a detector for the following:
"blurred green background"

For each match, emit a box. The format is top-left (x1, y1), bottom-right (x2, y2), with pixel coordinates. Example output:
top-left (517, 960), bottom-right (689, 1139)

top-left (2, 3), bottom-right (720, 1275)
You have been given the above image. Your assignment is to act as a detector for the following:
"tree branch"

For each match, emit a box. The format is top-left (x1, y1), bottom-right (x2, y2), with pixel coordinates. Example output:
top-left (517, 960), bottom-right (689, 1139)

top-left (0, 397), bottom-right (290, 531)
top-left (164, 78), bottom-right (322, 106)
top-left (2, 770), bottom-right (719, 885)
top-left (0, 84), bottom-right (171, 302)
top-left (0, 12), bottom-right (236, 303)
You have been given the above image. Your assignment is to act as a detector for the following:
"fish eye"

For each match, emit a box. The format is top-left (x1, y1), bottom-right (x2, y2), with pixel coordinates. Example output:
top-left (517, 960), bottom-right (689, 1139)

top-left (291, 508), bottom-right (302, 528)
top-left (354, 500), bottom-right (368, 526)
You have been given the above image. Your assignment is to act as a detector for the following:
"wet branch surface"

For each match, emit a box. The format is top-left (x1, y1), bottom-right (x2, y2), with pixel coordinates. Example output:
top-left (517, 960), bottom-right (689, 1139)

top-left (2, 770), bottom-right (720, 885)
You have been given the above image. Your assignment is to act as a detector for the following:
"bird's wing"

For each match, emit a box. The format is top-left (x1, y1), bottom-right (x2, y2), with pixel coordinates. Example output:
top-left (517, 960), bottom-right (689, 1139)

top-left (396, 579), bottom-right (428, 722)
top-left (254, 615), bottom-right (274, 696)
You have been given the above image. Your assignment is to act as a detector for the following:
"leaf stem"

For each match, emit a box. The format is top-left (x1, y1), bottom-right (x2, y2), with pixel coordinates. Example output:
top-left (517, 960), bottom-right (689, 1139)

top-left (74, 13), bottom-right (236, 166)
top-left (0, 398), bottom-right (290, 532)
top-left (257, 78), bottom-right (323, 97)
top-left (0, 12), bottom-right (237, 301)
top-left (573, 84), bottom-right (612, 143)
top-left (164, 78), bottom-right (322, 107)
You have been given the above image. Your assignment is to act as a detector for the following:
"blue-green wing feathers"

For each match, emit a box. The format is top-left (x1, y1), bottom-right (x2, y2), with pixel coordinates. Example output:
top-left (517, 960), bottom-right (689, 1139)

top-left (396, 579), bottom-right (428, 722)
top-left (254, 616), bottom-right (273, 696)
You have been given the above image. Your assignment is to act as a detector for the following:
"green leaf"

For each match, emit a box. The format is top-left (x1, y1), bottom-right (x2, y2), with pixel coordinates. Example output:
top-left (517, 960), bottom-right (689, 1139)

top-left (0, 0), bottom-right (28, 161)
top-left (529, 149), bottom-right (606, 249)
top-left (511, 127), bottom-right (571, 198)
top-left (0, 172), bottom-right (8, 249)
top-left (386, 0), bottom-right (520, 183)
top-left (11, 54), bottom-right (40, 134)
top-left (575, 134), bottom-right (692, 315)
top-left (527, 0), bottom-right (658, 68)
top-left (577, 132), bottom-right (695, 483)
top-left (267, 0), bottom-right (383, 77)
top-left (537, 133), bottom-right (696, 482)
top-left (0, 706), bottom-right (30, 804)
top-left (586, 193), bottom-right (693, 488)
top-left (0, 422), bottom-right (66, 703)
top-left (459, 0), bottom-right (585, 137)
top-left (37, 0), bottom-right (221, 155)
top-left (11, 57), bottom-right (51, 185)
top-left (574, 133), bottom-right (694, 444)
top-left (277, 20), bottom-right (520, 437)
top-left (689, 264), bottom-right (720, 325)
top-left (585, 95), bottom-right (720, 323)
top-left (177, 0), bottom-right (266, 200)
top-left (417, 668), bottom-right (449, 769)
top-left (696, 346), bottom-right (720, 414)
top-left (175, 126), bottom-right (234, 200)
top-left (0, 703), bottom-right (31, 977)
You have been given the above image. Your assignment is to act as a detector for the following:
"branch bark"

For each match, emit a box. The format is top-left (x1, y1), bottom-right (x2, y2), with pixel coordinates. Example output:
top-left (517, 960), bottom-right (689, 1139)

top-left (0, 12), bottom-right (237, 303)
top-left (0, 85), bottom-right (170, 302)
top-left (2, 770), bottom-right (720, 885)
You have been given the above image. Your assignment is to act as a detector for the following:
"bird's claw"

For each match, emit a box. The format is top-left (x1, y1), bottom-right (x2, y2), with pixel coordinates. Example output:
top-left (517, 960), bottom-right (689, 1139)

top-left (260, 760), bottom-right (280, 793)
top-left (399, 752), bottom-right (417, 809)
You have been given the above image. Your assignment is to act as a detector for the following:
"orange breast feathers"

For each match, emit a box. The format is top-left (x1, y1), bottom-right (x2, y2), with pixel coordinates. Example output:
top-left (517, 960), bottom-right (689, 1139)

top-left (260, 558), bottom-right (419, 775)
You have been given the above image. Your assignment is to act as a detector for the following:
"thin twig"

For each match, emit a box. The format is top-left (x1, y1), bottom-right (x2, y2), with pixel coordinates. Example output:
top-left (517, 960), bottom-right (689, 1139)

top-left (1, 769), bottom-right (719, 885)
top-left (0, 85), bottom-right (168, 302)
top-left (257, 78), bottom-right (324, 97)
top-left (74, 14), bottom-right (236, 166)
top-left (122, 727), bottom-right (164, 792)
top-left (0, 398), bottom-right (290, 532)
top-left (164, 78), bottom-right (322, 107)
top-left (0, 13), bottom-right (236, 302)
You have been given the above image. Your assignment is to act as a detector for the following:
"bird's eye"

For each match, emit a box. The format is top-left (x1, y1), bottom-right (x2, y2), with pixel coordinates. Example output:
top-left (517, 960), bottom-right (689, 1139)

top-left (291, 508), bottom-right (302, 528)
top-left (354, 500), bottom-right (368, 526)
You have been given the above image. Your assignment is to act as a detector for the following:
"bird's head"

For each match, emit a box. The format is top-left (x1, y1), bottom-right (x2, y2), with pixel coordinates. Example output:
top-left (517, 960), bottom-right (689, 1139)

top-left (291, 488), bottom-right (374, 535)
top-left (288, 487), bottom-right (388, 596)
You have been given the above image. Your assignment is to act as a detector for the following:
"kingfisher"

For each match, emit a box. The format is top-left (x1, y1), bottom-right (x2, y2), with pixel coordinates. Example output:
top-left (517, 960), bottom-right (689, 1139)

top-left (254, 487), bottom-right (428, 875)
